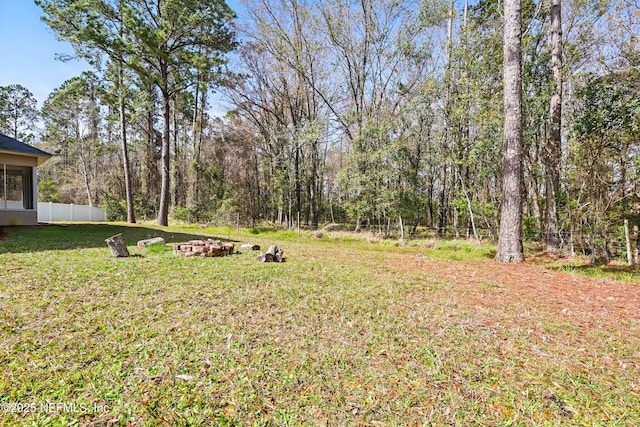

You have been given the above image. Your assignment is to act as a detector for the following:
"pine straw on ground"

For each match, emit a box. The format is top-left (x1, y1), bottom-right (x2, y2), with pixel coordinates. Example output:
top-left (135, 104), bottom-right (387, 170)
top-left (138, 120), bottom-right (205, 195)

top-left (403, 256), bottom-right (640, 326)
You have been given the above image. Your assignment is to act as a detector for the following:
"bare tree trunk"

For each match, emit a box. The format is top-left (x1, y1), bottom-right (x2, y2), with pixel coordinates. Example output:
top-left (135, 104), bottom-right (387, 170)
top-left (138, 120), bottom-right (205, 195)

top-left (188, 81), bottom-right (206, 214)
top-left (460, 173), bottom-right (480, 242)
top-left (526, 155), bottom-right (542, 228)
top-left (625, 219), bottom-right (634, 266)
top-left (157, 69), bottom-right (171, 226)
top-left (569, 221), bottom-right (575, 256)
top-left (437, 0), bottom-right (455, 240)
top-left (545, 0), bottom-right (563, 251)
top-left (119, 64), bottom-right (135, 223)
top-left (496, 0), bottom-right (525, 263)
top-left (142, 85), bottom-right (159, 204)
top-left (79, 149), bottom-right (93, 207)
top-left (171, 99), bottom-right (184, 208)
top-left (635, 227), bottom-right (640, 265)
top-left (436, 167), bottom-right (447, 238)
top-left (309, 157), bottom-right (319, 229)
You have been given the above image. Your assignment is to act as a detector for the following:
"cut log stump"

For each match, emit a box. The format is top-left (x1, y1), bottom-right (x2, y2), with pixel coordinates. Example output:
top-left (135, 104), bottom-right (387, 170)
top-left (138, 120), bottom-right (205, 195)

top-left (240, 243), bottom-right (261, 251)
top-left (173, 239), bottom-right (234, 257)
top-left (137, 237), bottom-right (165, 249)
top-left (257, 245), bottom-right (284, 262)
top-left (105, 234), bottom-right (129, 257)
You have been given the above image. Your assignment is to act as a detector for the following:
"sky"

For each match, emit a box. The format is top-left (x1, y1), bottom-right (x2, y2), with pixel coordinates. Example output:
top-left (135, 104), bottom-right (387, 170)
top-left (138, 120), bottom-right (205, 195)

top-left (0, 0), bottom-right (92, 106)
top-left (0, 0), bottom-right (475, 110)
top-left (0, 0), bottom-right (243, 110)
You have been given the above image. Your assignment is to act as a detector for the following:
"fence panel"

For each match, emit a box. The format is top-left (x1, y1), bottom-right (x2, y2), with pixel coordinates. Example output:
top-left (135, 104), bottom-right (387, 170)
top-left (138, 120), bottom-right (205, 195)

top-left (37, 202), bottom-right (107, 222)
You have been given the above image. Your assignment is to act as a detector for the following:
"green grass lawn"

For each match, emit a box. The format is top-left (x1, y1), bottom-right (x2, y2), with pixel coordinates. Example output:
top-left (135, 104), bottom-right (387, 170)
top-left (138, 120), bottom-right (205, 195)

top-left (0, 223), bottom-right (638, 426)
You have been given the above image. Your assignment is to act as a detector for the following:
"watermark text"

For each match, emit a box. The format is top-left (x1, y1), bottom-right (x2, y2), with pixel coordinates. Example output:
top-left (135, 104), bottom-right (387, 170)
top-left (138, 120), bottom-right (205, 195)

top-left (1, 401), bottom-right (110, 414)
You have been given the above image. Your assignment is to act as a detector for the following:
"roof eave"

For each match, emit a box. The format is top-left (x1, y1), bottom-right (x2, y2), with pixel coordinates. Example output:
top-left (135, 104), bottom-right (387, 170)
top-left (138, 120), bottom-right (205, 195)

top-left (36, 154), bottom-right (52, 166)
top-left (0, 149), bottom-right (53, 166)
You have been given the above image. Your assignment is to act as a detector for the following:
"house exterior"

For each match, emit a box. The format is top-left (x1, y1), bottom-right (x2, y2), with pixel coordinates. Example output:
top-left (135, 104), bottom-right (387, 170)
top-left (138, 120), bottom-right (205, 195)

top-left (0, 133), bottom-right (52, 226)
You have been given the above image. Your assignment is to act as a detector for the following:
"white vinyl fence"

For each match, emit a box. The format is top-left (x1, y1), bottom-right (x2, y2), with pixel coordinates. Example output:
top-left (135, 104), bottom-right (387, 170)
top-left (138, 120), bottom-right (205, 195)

top-left (38, 202), bottom-right (107, 222)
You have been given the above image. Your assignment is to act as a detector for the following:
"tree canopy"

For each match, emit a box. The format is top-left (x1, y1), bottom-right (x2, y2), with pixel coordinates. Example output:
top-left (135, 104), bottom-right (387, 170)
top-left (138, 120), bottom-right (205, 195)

top-left (6, 0), bottom-right (639, 262)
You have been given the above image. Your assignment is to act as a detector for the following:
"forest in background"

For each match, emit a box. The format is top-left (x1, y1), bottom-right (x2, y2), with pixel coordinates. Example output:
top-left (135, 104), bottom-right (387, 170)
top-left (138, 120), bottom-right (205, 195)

top-left (1, 0), bottom-right (639, 261)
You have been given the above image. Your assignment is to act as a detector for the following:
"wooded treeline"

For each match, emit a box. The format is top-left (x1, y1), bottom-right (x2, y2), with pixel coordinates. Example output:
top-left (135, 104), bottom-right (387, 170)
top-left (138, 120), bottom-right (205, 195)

top-left (2, 0), bottom-right (639, 258)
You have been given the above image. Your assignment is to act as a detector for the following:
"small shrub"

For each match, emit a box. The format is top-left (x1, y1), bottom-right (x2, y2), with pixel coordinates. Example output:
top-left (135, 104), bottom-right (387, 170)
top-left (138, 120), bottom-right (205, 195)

top-left (134, 192), bottom-right (157, 220)
top-left (104, 197), bottom-right (127, 221)
top-left (37, 176), bottom-right (61, 203)
top-left (172, 206), bottom-right (196, 223)
top-left (523, 216), bottom-right (542, 241)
